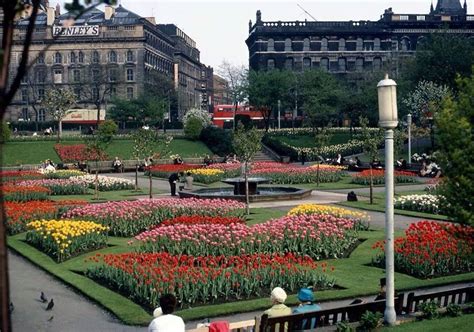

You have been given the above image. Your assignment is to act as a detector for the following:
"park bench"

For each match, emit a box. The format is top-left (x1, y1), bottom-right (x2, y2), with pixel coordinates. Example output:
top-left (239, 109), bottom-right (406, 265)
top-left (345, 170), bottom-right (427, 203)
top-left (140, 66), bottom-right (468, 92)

top-left (86, 160), bottom-right (140, 173)
top-left (187, 319), bottom-right (258, 332)
top-left (404, 286), bottom-right (473, 313)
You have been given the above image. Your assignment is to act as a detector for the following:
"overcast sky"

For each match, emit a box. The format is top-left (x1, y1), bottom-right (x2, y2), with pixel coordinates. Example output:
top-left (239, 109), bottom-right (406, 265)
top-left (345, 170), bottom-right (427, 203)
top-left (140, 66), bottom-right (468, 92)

top-left (59, 1), bottom-right (465, 69)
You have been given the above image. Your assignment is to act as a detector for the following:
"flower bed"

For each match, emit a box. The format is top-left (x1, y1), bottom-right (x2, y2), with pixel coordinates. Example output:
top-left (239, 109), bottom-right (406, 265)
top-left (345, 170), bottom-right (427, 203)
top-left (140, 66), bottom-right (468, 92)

top-left (2, 184), bottom-right (50, 201)
top-left (26, 219), bottom-right (109, 262)
top-left (394, 194), bottom-right (446, 214)
top-left (86, 252), bottom-right (334, 308)
top-left (54, 144), bottom-right (108, 162)
top-left (160, 215), bottom-right (245, 227)
top-left (351, 170), bottom-right (417, 185)
top-left (372, 221), bottom-right (474, 278)
top-left (249, 162), bottom-right (343, 184)
top-left (63, 198), bottom-right (245, 237)
top-left (17, 179), bottom-right (89, 195)
top-left (188, 168), bottom-right (225, 184)
top-left (147, 164), bottom-right (202, 178)
top-left (205, 163), bottom-right (241, 178)
top-left (5, 201), bottom-right (57, 235)
top-left (136, 214), bottom-right (358, 260)
top-left (287, 204), bottom-right (369, 230)
top-left (71, 175), bottom-right (134, 191)
top-left (0, 170), bottom-right (44, 183)
top-left (45, 170), bottom-right (87, 179)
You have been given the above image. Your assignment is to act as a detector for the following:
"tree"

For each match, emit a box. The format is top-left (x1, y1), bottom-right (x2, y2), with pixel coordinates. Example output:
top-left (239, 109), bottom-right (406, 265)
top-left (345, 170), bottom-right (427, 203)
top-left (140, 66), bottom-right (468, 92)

top-left (410, 34), bottom-right (474, 90)
top-left (84, 120), bottom-right (117, 200)
top-left (110, 94), bottom-right (167, 127)
top-left (233, 123), bottom-right (263, 215)
top-left (218, 61), bottom-right (248, 130)
top-left (436, 75), bottom-right (474, 226)
top-left (247, 69), bottom-right (293, 131)
top-left (132, 128), bottom-right (172, 196)
top-left (40, 87), bottom-right (76, 141)
top-left (0, 3), bottom-right (115, 330)
top-left (314, 128), bottom-right (331, 186)
top-left (402, 81), bottom-right (451, 149)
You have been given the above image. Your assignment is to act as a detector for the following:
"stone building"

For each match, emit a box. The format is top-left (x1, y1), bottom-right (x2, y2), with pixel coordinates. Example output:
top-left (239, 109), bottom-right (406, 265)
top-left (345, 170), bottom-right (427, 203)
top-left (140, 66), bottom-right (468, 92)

top-left (246, 0), bottom-right (474, 74)
top-left (212, 74), bottom-right (232, 106)
top-left (5, 5), bottom-right (211, 123)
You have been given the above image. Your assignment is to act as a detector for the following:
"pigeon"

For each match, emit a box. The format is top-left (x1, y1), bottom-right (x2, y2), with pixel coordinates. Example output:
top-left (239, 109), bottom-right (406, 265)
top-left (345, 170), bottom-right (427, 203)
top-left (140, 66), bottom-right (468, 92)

top-left (46, 299), bottom-right (54, 311)
top-left (8, 302), bottom-right (14, 314)
top-left (40, 292), bottom-right (48, 303)
top-left (48, 316), bottom-right (54, 322)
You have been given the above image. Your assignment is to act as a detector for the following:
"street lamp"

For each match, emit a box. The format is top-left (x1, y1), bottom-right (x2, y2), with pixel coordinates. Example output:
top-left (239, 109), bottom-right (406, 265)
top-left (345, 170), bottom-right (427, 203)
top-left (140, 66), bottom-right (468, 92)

top-left (278, 99), bottom-right (281, 130)
top-left (377, 74), bottom-right (398, 326)
top-left (407, 114), bottom-right (412, 166)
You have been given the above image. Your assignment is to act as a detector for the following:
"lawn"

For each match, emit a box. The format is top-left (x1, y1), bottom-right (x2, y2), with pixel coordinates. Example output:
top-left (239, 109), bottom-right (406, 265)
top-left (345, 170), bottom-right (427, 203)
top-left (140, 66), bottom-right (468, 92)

top-left (277, 132), bottom-right (352, 148)
top-left (7, 210), bottom-right (473, 325)
top-left (2, 138), bottom-right (212, 166)
top-left (383, 314), bottom-right (474, 331)
top-left (49, 188), bottom-right (166, 202)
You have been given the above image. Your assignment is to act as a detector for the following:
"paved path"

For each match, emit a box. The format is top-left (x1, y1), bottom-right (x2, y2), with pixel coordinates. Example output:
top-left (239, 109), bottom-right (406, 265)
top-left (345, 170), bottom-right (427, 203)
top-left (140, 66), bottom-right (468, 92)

top-left (8, 251), bottom-right (144, 332)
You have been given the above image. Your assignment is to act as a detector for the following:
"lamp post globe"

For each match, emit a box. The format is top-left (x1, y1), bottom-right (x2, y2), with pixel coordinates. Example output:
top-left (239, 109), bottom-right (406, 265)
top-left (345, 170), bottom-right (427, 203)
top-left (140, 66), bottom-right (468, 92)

top-left (377, 74), bottom-right (398, 326)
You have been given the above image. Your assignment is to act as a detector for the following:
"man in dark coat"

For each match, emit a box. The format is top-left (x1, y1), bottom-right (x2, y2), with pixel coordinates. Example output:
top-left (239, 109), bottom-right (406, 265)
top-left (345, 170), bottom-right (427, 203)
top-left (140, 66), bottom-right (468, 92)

top-left (168, 172), bottom-right (180, 196)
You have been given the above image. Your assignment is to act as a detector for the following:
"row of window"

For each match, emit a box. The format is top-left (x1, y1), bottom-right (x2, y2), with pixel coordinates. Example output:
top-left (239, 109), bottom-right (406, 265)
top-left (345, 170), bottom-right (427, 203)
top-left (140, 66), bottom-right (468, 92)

top-left (30, 67), bottom-right (136, 84)
top-left (267, 56), bottom-right (383, 72)
top-left (144, 51), bottom-right (173, 73)
top-left (145, 32), bottom-right (174, 57)
top-left (38, 50), bottom-right (136, 65)
top-left (20, 107), bottom-right (46, 122)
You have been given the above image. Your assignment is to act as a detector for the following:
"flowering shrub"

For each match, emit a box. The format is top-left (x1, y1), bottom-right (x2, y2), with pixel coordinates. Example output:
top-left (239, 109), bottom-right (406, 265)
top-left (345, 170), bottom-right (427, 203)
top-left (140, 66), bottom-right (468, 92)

top-left (45, 170), bottom-right (87, 179)
top-left (188, 168), bottom-right (225, 184)
top-left (148, 164), bottom-right (202, 178)
top-left (0, 170), bottom-right (43, 183)
top-left (17, 179), bottom-right (89, 195)
top-left (249, 162), bottom-right (343, 184)
top-left (2, 184), bottom-right (50, 201)
top-left (136, 214), bottom-right (358, 259)
top-left (86, 252), bottom-right (334, 308)
top-left (394, 194), bottom-right (446, 214)
top-left (372, 221), bottom-right (474, 278)
top-left (26, 219), bottom-right (109, 262)
top-left (160, 215), bottom-right (245, 226)
top-left (71, 175), bottom-right (134, 191)
top-left (54, 144), bottom-right (108, 162)
top-left (351, 170), bottom-right (417, 185)
top-left (64, 198), bottom-right (245, 236)
top-left (287, 204), bottom-right (369, 230)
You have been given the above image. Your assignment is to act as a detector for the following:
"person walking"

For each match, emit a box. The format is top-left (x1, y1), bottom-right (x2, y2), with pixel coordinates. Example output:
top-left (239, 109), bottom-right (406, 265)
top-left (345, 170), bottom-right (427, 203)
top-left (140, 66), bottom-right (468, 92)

top-left (168, 172), bottom-right (180, 196)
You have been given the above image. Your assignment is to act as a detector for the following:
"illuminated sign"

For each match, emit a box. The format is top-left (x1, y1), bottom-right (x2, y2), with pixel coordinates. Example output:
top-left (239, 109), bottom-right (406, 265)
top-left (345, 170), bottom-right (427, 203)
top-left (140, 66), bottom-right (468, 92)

top-left (52, 25), bottom-right (99, 37)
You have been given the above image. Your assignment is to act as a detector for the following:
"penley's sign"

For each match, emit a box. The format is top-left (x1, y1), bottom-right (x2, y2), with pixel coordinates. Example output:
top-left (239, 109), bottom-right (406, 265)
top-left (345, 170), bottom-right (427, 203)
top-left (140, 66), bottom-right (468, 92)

top-left (52, 25), bottom-right (100, 37)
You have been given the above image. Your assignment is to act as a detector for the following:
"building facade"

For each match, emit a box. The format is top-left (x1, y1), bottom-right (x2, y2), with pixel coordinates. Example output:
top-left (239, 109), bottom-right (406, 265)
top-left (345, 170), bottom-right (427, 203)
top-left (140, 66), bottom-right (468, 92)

top-left (212, 74), bottom-right (232, 106)
top-left (246, 0), bottom-right (474, 74)
top-left (6, 5), bottom-right (211, 123)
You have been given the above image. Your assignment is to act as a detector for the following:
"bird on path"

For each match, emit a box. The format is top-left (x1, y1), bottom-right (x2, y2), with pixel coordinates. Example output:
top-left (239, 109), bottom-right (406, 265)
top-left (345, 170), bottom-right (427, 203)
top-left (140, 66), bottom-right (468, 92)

top-left (40, 292), bottom-right (48, 303)
top-left (48, 316), bottom-right (54, 322)
top-left (8, 302), bottom-right (14, 313)
top-left (45, 299), bottom-right (54, 311)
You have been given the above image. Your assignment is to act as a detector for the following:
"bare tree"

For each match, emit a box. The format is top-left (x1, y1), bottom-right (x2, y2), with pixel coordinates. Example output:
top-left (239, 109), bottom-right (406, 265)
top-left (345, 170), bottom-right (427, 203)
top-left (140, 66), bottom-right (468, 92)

top-left (41, 87), bottom-right (76, 141)
top-left (217, 61), bottom-right (248, 130)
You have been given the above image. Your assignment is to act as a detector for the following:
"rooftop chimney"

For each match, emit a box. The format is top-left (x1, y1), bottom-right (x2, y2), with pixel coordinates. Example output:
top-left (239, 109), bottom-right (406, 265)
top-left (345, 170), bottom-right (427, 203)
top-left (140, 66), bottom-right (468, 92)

top-left (104, 5), bottom-right (115, 20)
top-left (55, 3), bottom-right (60, 17)
top-left (46, 7), bottom-right (55, 26)
top-left (145, 17), bottom-right (156, 24)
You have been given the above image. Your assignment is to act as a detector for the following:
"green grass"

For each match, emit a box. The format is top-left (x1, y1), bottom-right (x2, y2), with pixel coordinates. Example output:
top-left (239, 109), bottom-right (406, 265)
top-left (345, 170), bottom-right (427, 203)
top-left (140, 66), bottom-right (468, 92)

top-left (277, 132), bottom-right (352, 148)
top-left (2, 138), bottom-right (212, 165)
top-left (8, 221), bottom-right (474, 325)
top-left (383, 314), bottom-right (474, 331)
top-left (337, 191), bottom-right (448, 221)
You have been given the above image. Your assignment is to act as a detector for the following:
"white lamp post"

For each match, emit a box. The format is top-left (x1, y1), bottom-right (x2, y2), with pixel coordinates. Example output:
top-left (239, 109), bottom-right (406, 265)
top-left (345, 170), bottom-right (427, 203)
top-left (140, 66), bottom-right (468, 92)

top-left (377, 74), bottom-right (398, 326)
top-left (407, 114), bottom-right (412, 166)
top-left (278, 99), bottom-right (281, 130)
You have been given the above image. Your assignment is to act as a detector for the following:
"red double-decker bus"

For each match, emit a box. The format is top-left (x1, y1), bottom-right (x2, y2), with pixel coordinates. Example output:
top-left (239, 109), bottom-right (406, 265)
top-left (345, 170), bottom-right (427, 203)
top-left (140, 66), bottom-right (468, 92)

top-left (211, 104), bottom-right (263, 128)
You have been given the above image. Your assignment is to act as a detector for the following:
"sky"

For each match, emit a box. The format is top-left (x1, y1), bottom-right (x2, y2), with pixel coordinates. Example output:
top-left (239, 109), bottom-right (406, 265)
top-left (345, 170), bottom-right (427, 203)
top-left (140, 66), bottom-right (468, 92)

top-left (58, 1), bottom-right (464, 70)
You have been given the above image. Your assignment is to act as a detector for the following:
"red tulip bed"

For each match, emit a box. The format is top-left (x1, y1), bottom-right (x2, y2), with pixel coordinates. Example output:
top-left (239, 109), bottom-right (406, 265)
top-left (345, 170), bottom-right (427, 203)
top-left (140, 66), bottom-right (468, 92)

top-left (2, 184), bottom-right (51, 202)
top-left (147, 164), bottom-right (202, 178)
top-left (351, 169), bottom-right (417, 185)
top-left (372, 221), bottom-right (474, 279)
top-left (0, 170), bottom-right (44, 182)
top-left (17, 179), bottom-right (89, 195)
top-left (54, 144), bottom-right (108, 162)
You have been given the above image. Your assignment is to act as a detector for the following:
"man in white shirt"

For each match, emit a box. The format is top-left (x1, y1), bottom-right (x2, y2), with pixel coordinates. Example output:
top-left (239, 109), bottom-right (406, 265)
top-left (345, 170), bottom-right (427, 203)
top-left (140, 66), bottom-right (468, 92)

top-left (148, 294), bottom-right (185, 332)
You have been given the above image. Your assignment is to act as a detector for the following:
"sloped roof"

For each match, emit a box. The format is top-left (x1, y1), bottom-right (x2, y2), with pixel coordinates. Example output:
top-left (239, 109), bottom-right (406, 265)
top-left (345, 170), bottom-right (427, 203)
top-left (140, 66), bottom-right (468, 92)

top-left (434, 0), bottom-right (464, 15)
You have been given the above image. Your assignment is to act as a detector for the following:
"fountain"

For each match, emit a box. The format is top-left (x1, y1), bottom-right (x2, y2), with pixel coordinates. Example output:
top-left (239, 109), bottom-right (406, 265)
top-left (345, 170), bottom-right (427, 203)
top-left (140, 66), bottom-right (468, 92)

top-left (178, 177), bottom-right (312, 202)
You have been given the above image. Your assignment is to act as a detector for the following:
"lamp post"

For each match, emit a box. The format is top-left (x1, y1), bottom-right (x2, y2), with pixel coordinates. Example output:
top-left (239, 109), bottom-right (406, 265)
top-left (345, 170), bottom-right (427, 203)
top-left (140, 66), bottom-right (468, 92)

top-left (377, 74), bottom-right (398, 326)
top-left (278, 99), bottom-right (281, 130)
top-left (407, 114), bottom-right (412, 166)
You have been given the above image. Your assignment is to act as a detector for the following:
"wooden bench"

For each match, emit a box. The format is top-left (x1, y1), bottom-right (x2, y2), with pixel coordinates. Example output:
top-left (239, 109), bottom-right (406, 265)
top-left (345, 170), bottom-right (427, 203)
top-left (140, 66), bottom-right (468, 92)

top-left (187, 319), bottom-right (258, 332)
top-left (86, 160), bottom-right (140, 173)
top-left (405, 286), bottom-right (473, 313)
top-left (259, 295), bottom-right (404, 331)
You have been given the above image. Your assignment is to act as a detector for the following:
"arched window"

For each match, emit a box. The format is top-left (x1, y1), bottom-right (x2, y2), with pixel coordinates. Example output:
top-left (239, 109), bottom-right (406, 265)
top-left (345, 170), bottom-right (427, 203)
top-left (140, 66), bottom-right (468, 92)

top-left (338, 38), bottom-right (345, 51)
top-left (373, 57), bottom-right (382, 71)
top-left (303, 38), bottom-right (310, 52)
top-left (267, 58), bottom-right (275, 70)
top-left (400, 37), bottom-right (410, 51)
top-left (355, 57), bottom-right (364, 71)
top-left (37, 53), bottom-right (45, 64)
top-left (78, 51), bottom-right (84, 63)
top-left (303, 57), bottom-right (311, 69)
top-left (92, 51), bottom-right (100, 63)
top-left (54, 52), bottom-right (62, 64)
top-left (284, 57), bottom-right (294, 70)
top-left (374, 38), bottom-right (381, 51)
top-left (338, 57), bottom-right (346, 72)
top-left (70, 51), bottom-right (76, 63)
top-left (267, 38), bottom-right (275, 51)
top-left (321, 38), bottom-right (328, 52)
top-left (109, 50), bottom-right (117, 63)
top-left (126, 50), bottom-right (134, 62)
top-left (284, 38), bottom-right (292, 52)
top-left (320, 57), bottom-right (329, 71)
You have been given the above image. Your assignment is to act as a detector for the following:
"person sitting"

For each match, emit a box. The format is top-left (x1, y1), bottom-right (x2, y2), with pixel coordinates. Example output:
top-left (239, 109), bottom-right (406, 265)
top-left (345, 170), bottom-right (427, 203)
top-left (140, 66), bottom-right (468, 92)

top-left (426, 161), bottom-right (441, 178)
top-left (44, 159), bottom-right (55, 172)
top-left (174, 156), bottom-right (183, 165)
top-left (292, 288), bottom-right (321, 329)
top-left (355, 156), bottom-right (362, 167)
top-left (148, 294), bottom-right (184, 332)
top-left (371, 158), bottom-right (383, 170)
top-left (264, 287), bottom-right (292, 318)
top-left (374, 277), bottom-right (387, 301)
top-left (419, 161), bottom-right (429, 177)
top-left (204, 154), bottom-right (212, 166)
top-left (113, 156), bottom-right (123, 173)
top-left (184, 172), bottom-right (193, 191)
top-left (333, 153), bottom-right (343, 166)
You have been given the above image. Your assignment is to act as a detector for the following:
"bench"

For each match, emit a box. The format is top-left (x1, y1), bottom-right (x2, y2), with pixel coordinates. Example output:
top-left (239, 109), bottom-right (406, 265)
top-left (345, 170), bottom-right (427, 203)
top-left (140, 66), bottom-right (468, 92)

top-left (259, 295), bottom-right (404, 331)
top-left (86, 160), bottom-right (141, 173)
top-left (187, 319), bottom-right (258, 332)
top-left (405, 286), bottom-right (473, 313)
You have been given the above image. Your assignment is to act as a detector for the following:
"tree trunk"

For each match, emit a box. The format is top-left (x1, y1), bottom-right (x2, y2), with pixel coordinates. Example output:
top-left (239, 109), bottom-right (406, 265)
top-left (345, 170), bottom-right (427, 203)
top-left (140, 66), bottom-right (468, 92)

top-left (135, 164), bottom-right (139, 191)
top-left (0, 183), bottom-right (10, 332)
top-left (316, 162), bottom-right (320, 187)
top-left (369, 165), bottom-right (374, 205)
top-left (57, 119), bottom-right (62, 142)
top-left (94, 169), bottom-right (99, 200)
top-left (245, 162), bottom-right (249, 215)
top-left (149, 172), bottom-right (153, 199)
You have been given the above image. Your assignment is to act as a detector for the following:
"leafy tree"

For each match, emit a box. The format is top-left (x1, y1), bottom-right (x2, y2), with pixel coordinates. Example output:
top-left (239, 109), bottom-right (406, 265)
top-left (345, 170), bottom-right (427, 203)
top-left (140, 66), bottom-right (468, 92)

top-left (233, 123), bottom-right (263, 214)
top-left (184, 117), bottom-right (204, 140)
top-left (436, 75), bottom-right (474, 226)
top-left (200, 126), bottom-right (234, 156)
top-left (182, 107), bottom-right (212, 128)
top-left (110, 94), bottom-right (167, 126)
top-left (359, 116), bottom-right (382, 204)
top-left (410, 34), bottom-right (474, 90)
top-left (40, 88), bottom-right (76, 141)
top-left (0, 122), bottom-right (11, 143)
